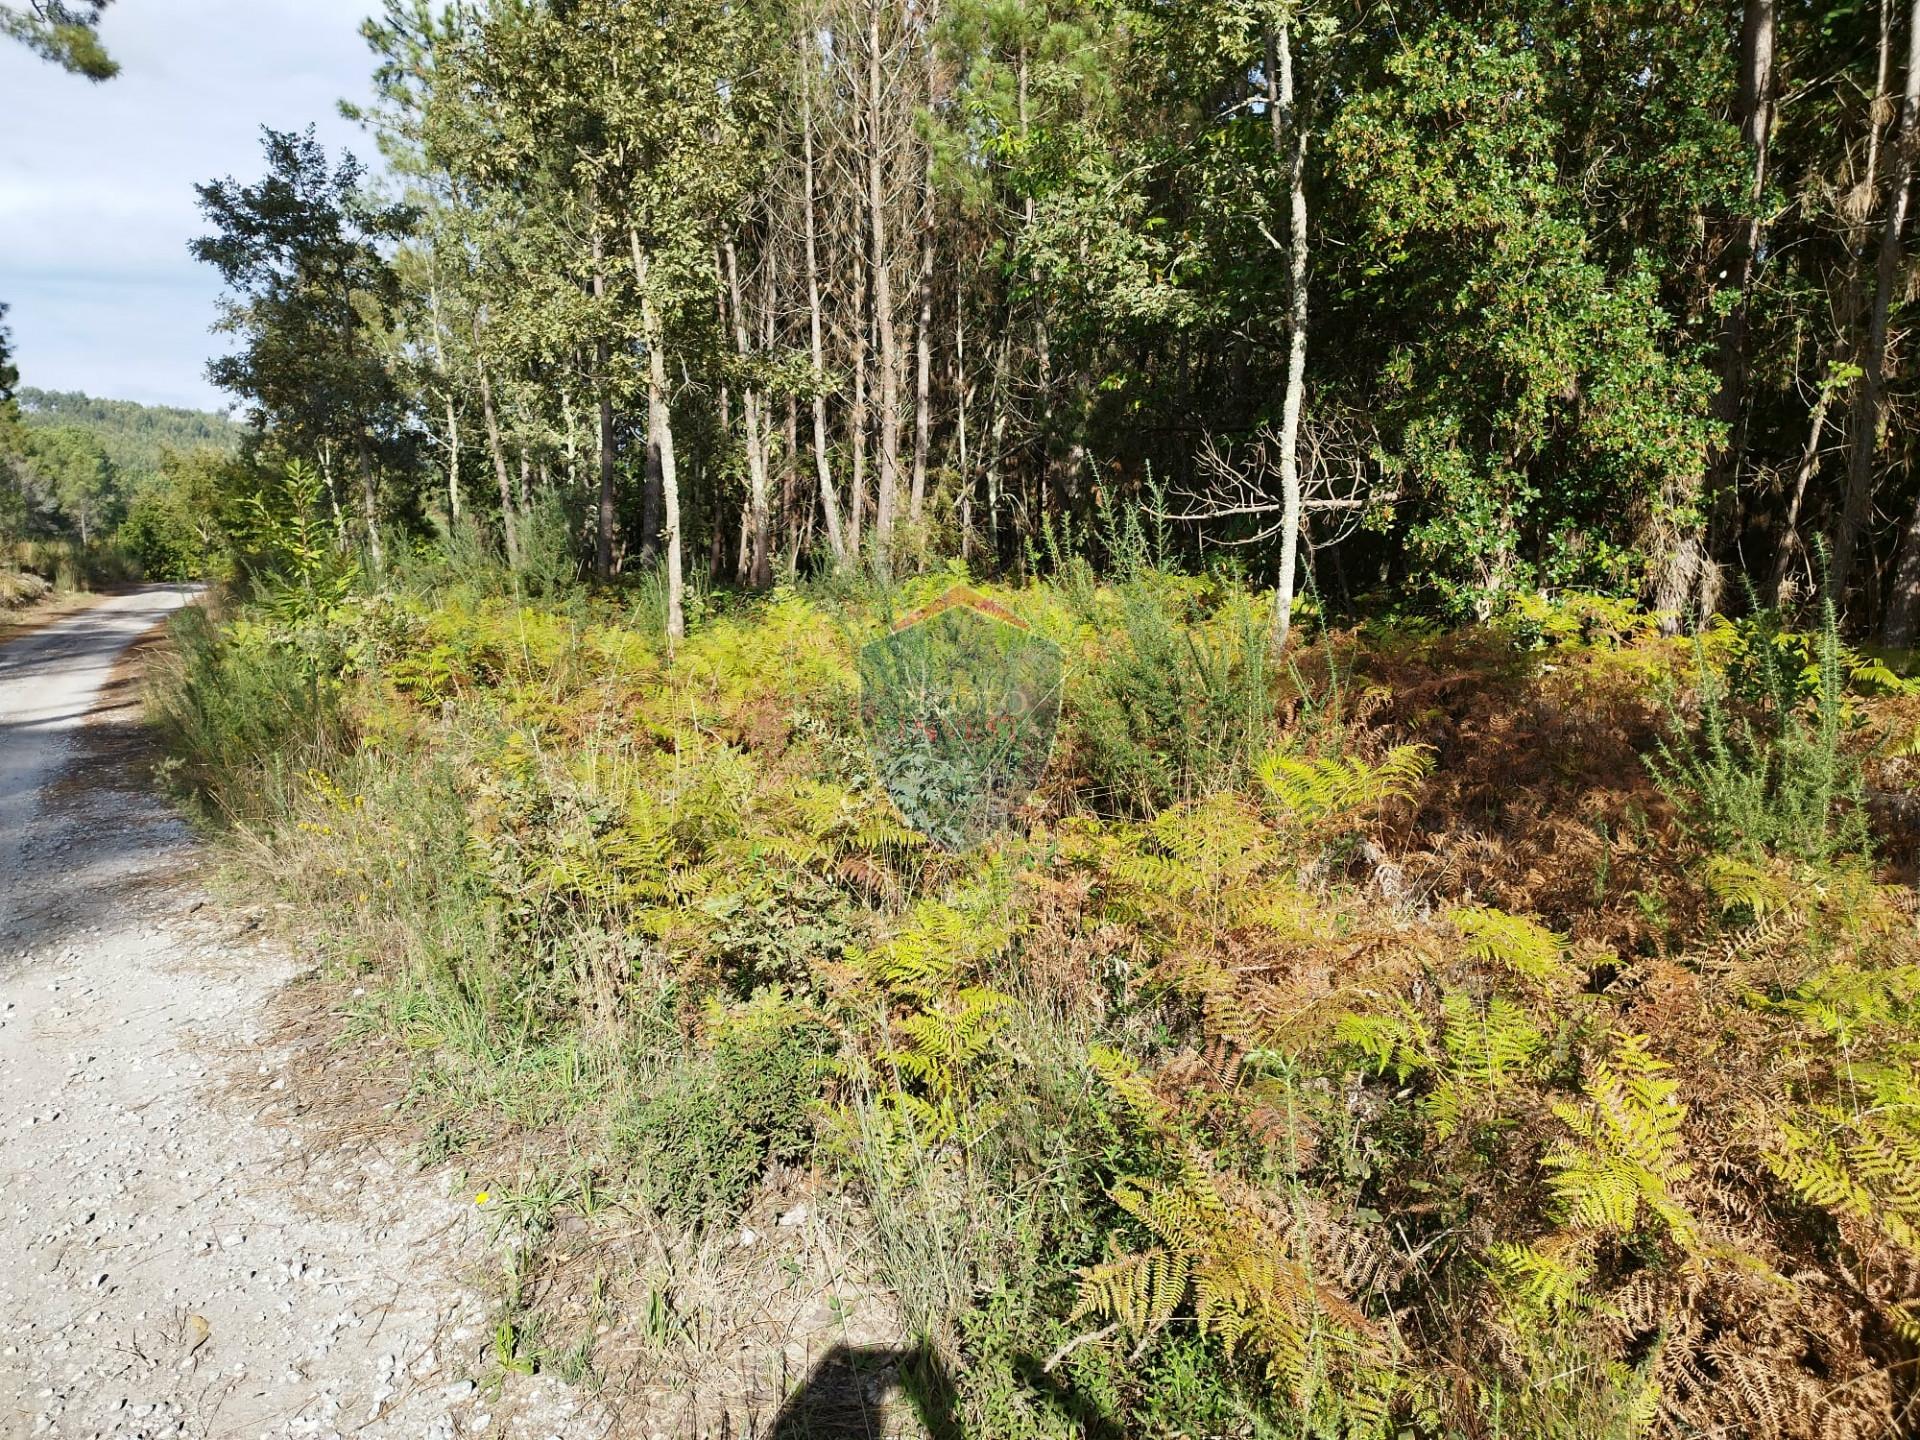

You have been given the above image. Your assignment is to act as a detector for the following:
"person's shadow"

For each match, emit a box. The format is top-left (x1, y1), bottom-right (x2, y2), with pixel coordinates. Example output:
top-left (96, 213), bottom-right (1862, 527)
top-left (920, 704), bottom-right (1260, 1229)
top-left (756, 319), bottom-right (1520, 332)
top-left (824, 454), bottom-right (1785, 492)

top-left (764, 1343), bottom-right (961, 1439)
top-left (762, 1342), bottom-right (1125, 1439)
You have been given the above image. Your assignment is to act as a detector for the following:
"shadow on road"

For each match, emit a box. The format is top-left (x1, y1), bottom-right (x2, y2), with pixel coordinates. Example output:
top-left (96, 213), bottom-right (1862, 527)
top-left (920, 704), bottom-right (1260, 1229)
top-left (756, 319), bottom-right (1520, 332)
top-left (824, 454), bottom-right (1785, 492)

top-left (764, 1343), bottom-right (961, 1440)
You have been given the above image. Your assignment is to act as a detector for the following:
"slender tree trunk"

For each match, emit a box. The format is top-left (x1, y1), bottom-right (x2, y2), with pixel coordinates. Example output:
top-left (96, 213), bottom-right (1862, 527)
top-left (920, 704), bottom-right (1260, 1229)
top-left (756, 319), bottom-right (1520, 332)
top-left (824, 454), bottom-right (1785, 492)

top-left (1811, 0), bottom-right (1894, 601)
top-left (443, 389), bottom-right (461, 526)
top-left (910, 188), bottom-right (935, 532)
top-left (427, 271), bottom-right (460, 529)
top-left (867, 0), bottom-right (901, 569)
top-left (1868, 0), bottom-right (1920, 640)
top-left (801, 60), bottom-right (850, 567)
top-left (561, 391), bottom-right (579, 489)
top-left (1017, 44), bottom-right (1053, 514)
top-left (849, 283), bottom-right (869, 556)
top-left (632, 234), bottom-right (684, 643)
top-left (1771, 358), bottom-right (1844, 605)
top-left (986, 329), bottom-right (1012, 561)
top-left (956, 284), bottom-right (972, 559)
top-left (353, 432), bottom-right (384, 572)
top-left (1651, 0), bottom-right (1772, 626)
top-left (724, 239), bottom-right (774, 588)
top-left (592, 223), bottom-right (617, 580)
top-left (783, 393), bottom-right (800, 567)
top-left (909, 40), bottom-right (936, 530)
top-left (1267, 23), bottom-right (1309, 650)
top-left (1711, 0), bottom-right (1776, 494)
top-left (319, 444), bottom-right (343, 538)
top-left (640, 430), bottom-right (664, 565)
top-left (476, 353), bottom-right (519, 569)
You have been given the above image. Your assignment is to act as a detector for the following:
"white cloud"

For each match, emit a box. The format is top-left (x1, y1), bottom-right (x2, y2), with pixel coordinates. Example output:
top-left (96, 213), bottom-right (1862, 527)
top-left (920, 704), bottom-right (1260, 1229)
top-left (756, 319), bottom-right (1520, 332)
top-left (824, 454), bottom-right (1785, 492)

top-left (0, 0), bottom-right (382, 410)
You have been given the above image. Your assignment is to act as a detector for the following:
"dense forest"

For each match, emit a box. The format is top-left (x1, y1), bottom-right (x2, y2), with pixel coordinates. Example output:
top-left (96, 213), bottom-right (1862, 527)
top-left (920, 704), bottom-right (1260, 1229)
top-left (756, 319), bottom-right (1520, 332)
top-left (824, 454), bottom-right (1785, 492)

top-left (157, 0), bottom-right (1907, 643)
top-left (16, 385), bottom-right (241, 474)
top-left (21, 0), bottom-right (1920, 1435)
top-left (0, 314), bottom-right (241, 582)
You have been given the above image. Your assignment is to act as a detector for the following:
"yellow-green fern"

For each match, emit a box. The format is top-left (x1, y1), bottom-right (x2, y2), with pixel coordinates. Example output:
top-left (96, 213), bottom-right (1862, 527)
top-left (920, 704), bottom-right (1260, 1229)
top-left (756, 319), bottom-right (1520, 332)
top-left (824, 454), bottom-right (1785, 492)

top-left (1257, 743), bottom-right (1434, 829)
top-left (1545, 1031), bottom-right (1696, 1244)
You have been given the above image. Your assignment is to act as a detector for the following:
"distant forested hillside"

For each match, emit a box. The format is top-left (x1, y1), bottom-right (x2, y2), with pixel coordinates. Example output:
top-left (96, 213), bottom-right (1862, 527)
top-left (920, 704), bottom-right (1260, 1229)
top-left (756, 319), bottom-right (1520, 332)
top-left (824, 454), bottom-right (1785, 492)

top-left (17, 387), bottom-right (241, 481)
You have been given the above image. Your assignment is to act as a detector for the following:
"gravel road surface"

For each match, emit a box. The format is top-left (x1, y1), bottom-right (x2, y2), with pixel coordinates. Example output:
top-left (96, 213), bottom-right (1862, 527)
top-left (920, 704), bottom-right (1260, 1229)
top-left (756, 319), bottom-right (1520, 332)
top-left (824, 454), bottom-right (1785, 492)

top-left (0, 589), bottom-right (598, 1440)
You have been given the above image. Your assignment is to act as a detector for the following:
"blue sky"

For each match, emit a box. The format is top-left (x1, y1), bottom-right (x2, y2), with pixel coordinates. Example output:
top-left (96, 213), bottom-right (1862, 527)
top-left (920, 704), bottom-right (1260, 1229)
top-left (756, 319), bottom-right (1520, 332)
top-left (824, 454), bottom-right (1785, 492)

top-left (0, 1), bottom-right (381, 411)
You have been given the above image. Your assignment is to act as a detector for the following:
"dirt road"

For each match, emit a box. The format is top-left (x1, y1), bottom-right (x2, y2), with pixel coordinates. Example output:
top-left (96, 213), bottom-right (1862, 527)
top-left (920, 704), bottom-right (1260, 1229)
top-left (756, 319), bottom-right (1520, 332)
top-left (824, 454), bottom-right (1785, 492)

top-left (0, 590), bottom-right (597, 1440)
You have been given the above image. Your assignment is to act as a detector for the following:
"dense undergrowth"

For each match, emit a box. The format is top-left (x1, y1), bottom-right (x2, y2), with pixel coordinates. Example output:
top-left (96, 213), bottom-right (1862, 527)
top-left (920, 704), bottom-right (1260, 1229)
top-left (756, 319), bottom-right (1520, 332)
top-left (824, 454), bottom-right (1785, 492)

top-left (1, 538), bottom-right (143, 605)
top-left (151, 515), bottom-right (1920, 1437)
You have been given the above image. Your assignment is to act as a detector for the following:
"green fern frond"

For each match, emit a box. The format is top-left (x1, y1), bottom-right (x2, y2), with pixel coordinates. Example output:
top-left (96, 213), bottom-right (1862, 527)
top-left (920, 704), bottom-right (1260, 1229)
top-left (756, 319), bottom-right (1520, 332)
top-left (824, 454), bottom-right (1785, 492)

top-left (1545, 1031), bottom-right (1696, 1244)
top-left (1257, 743), bottom-right (1434, 829)
top-left (1336, 1000), bottom-right (1434, 1083)
top-left (1089, 1044), bottom-right (1179, 1137)
top-left (1448, 905), bottom-right (1574, 986)
top-left (1704, 854), bottom-right (1803, 920)
top-left (1486, 1234), bottom-right (1594, 1316)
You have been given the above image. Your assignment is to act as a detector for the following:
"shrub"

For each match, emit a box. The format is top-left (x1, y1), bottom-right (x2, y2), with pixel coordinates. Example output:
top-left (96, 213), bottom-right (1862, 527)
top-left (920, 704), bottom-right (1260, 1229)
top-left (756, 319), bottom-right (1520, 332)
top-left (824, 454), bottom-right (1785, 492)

top-left (149, 604), bottom-right (343, 819)
top-left (119, 484), bottom-right (204, 581)
top-left (618, 991), bottom-right (826, 1226)
top-left (1648, 590), bottom-right (1870, 865)
top-left (1069, 578), bottom-right (1276, 814)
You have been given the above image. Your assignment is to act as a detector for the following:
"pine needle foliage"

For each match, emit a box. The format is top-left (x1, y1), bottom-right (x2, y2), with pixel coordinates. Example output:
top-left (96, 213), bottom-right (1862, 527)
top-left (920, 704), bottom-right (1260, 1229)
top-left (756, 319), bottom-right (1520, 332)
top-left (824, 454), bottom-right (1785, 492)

top-left (1649, 591), bottom-right (1870, 865)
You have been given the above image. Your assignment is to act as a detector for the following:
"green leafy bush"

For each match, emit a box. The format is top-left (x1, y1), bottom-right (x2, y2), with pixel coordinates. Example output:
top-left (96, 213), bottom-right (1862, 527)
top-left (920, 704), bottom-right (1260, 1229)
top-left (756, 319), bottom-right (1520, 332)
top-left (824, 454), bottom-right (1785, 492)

top-left (618, 992), bottom-right (826, 1226)
top-left (150, 604), bottom-right (342, 818)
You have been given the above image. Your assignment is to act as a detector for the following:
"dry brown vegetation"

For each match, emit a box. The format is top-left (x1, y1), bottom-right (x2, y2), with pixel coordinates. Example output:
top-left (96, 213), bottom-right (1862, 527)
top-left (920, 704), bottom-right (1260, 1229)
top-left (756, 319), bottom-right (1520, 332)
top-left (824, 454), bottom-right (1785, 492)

top-left (152, 565), bottom-right (1920, 1438)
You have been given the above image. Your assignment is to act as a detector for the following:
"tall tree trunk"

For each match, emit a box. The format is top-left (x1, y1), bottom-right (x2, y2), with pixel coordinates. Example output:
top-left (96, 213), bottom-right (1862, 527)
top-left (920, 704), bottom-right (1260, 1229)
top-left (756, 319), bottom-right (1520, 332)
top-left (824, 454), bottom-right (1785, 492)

top-left (640, 429), bottom-right (664, 565)
top-left (427, 270), bottom-right (460, 529)
top-left (849, 281), bottom-right (869, 556)
top-left (955, 282), bottom-right (973, 559)
top-left (1812, 0), bottom-right (1894, 601)
top-left (476, 353), bottom-right (519, 569)
top-left (986, 328), bottom-right (1012, 562)
top-left (909, 39), bottom-right (936, 530)
top-left (910, 183), bottom-right (935, 532)
top-left (631, 234), bottom-right (684, 643)
top-left (1868, 0), bottom-right (1920, 641)
top-left (801, 55), bottom-right (850, 566)
top-left (1654, 0), bottom-right (1773, 626)
top-left (783, 394), bottom-right (800, 567)
top-left (1711, 0), bottom-right (1776, 495)
top-left (443, 390), bottom-right (461, 526)
top-left (1267, 22), bottom-right (1309, 650)
top-left (592, 223), bottom-right (617, 580)
top-left (867, 0), bottom-right (901, 569)
top-left (1017, 44), bottom-right (1053, 515)
top-left (354, 432), bottom-right (384, 572)
top-left (562, 391), bottom-right (579, 488)
top-left (724, 239), bottom-right (774, 588)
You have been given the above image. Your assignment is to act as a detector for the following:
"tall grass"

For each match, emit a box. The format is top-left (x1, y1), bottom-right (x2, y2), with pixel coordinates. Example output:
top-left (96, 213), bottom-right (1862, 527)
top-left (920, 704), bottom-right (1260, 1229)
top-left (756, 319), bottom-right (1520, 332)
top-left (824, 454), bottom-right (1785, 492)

top-left (149, 604), bottom-right (343, 820)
